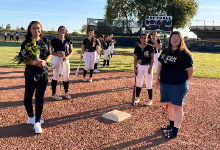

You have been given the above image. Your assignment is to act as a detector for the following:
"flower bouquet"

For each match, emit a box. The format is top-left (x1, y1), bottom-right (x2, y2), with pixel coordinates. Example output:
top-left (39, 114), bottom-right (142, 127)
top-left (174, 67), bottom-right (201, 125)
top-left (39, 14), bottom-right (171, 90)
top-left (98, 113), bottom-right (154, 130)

top-left (14, 39), bottom-right (40, 64)
top-left (14, 39), bottom-right (48, 82)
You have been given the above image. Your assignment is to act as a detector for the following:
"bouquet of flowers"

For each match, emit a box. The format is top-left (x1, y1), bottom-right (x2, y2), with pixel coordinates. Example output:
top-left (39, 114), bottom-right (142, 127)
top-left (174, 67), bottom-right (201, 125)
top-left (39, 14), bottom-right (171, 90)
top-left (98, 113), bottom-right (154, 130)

top-left (14, 39), bottom-right (40, 64)
top-left (14, 39), bottom-right (48, 82)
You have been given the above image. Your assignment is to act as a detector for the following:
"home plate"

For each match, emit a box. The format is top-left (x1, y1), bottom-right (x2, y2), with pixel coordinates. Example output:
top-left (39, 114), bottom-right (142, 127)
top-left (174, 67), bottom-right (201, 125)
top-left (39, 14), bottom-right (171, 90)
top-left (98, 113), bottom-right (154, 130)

top-left (102, 109), bottom-right (131, 122)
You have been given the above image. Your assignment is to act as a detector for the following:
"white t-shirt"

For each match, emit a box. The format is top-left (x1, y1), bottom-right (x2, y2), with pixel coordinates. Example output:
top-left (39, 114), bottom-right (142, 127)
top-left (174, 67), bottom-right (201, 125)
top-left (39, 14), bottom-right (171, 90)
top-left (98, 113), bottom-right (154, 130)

top-left (4, 33), bottom-right (7, 36)
top-left (11, 33), bottom-right (13, 36)
top-left (16, 33), bottom-right (19, 37)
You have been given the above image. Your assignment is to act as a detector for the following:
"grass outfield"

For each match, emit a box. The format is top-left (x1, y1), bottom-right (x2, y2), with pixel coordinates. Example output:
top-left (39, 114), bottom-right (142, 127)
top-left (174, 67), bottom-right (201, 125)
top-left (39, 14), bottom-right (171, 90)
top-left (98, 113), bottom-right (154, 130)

top-left (0, 42), bottom-right (220, 79)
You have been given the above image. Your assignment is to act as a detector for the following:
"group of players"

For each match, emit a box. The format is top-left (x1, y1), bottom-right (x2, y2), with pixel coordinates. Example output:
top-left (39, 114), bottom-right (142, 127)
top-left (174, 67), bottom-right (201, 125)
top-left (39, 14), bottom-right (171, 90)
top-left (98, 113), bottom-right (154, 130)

top-left (80, 30), bottom-right (116, 82)
top-left (4, 32), bottom-right (19, 42)
top-left (20, 21), bottom-right (193, 139)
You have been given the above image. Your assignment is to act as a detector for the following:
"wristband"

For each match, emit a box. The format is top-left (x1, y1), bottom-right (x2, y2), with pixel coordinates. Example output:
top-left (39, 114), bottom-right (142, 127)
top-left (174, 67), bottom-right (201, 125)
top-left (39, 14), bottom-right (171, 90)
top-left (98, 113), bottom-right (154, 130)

top-left (33, 61), bottom-right (36, 66)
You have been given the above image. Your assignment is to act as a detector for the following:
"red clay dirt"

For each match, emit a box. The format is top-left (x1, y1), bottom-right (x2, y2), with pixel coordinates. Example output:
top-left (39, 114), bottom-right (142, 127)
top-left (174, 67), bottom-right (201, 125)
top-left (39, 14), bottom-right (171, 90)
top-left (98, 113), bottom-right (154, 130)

top-left (0, 68), bottom-right (219, 150)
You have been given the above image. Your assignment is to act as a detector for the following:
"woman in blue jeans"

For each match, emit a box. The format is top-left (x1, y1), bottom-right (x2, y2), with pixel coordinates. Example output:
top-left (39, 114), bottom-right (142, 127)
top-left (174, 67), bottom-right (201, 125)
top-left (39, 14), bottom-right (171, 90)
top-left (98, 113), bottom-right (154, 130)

top-left (155, 31), bottom-right (194, 138)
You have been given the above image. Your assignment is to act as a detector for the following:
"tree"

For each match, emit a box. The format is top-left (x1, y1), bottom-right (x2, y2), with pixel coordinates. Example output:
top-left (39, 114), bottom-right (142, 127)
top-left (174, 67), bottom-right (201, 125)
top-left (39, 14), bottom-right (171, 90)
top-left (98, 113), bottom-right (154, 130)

top-left (105, 0), bottom-right (199, 30)
top-left (20, 27), bottom-right (25, 30)
top-left (72, 30), bottom-right (79, 35)
top-left (6, 24), bottom-right (11, 30)
top-left (16, 26), bottom-right (20, 31)
top-left (105, 0), bottom-right (135, 21)
top-left (0, 26), bottom-right (3, 30)
top-left (80, 24), bottom-right (87, 34)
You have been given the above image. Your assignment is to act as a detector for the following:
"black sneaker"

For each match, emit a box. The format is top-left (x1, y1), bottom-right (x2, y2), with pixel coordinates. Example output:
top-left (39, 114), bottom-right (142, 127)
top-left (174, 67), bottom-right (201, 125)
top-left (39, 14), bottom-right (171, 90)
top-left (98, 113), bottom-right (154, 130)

top-left (161, 125), bottom-right (172, 131)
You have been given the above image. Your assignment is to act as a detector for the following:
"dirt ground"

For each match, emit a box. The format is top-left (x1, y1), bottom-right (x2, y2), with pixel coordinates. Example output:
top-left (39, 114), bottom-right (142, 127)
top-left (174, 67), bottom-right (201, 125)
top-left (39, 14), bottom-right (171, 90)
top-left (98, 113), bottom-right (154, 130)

top-left (0, 68), bottom-right (219, 150)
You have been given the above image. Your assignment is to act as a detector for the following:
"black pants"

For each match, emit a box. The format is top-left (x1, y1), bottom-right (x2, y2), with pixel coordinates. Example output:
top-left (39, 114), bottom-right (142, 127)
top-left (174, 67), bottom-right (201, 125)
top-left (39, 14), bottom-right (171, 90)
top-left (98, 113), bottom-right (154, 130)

top-left (4, 36), bottom-right (6, 41)
top-left (10, 36), bottom-right (14, 41)
top-left (24, 73), bottom-right (48, 123)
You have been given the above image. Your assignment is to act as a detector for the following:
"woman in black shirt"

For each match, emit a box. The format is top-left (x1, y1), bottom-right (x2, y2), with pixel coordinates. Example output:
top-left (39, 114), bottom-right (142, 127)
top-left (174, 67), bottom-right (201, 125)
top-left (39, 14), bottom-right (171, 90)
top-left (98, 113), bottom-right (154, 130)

top-left (20, 21), bottom-right (51, 134)
top-left (51, 26), bottom-right (73, 100)
top-left (155, 31), bottom-right (194, 138)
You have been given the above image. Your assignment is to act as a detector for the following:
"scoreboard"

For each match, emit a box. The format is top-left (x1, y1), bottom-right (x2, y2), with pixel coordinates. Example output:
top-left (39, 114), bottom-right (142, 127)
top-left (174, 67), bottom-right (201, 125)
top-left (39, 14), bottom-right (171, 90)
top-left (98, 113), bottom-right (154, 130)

top-left (145, 16), bottom-right (172, 32)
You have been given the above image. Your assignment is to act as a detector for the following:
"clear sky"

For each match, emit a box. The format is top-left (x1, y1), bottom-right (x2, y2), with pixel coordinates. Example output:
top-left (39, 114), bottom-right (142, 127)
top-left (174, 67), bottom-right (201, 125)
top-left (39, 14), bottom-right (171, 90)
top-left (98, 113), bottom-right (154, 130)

top-left (1, 0), bottom-right (220, 38)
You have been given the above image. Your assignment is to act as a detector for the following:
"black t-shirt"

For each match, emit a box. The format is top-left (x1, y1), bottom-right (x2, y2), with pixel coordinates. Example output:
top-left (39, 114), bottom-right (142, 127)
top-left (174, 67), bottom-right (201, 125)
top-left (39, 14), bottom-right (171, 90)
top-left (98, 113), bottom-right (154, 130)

top-left (158, 48), bottom-right (193, 85)
top-left (151, 39), bottom-right (161, 53)
top-left (20, 38), bottom-right (51, 76)
top-left (51, 38), bottom-right (72, 56)
top-left (82, 37), bottom-right (98, 52)
top-left (134, 44), bottom-right (154, 65)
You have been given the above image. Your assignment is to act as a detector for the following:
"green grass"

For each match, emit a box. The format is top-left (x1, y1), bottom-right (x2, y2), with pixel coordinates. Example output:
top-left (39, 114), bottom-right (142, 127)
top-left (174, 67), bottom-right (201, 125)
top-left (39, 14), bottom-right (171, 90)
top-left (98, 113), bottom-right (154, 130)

top-left (0, 42), bottom-right (220, 79)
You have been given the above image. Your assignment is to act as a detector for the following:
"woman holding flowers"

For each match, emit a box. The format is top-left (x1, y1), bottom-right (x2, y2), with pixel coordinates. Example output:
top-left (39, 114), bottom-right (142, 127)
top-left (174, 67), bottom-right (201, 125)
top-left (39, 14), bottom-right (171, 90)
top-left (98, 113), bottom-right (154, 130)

top-left (51, 26), bottom-right (73, 100)
top-left (19, 21), bottom-right (51, 134)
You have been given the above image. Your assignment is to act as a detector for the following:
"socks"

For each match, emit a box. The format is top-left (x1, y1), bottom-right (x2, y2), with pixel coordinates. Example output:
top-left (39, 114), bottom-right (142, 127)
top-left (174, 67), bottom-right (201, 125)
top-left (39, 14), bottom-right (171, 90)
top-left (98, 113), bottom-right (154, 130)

top-left (83, 69), bottom-right (87, 77)
top-left (51, 79), bottom-right (57, 95)
top-left (147, 89), bottom-right (152, 100)
top-left (90, 69), bottom-right (94, 78)
top-left (94, 63), bottom-right (97, 70)
top-left (172, 127), bottom-right (179, 136)
top-left (170, 120), bottom-right (174, 128)
top-left (103, 60), bottom-right (106, 66)
top-left (63, 81), bottom-right (69, 93)
top-left (136, 87), bottom-right (141, 97)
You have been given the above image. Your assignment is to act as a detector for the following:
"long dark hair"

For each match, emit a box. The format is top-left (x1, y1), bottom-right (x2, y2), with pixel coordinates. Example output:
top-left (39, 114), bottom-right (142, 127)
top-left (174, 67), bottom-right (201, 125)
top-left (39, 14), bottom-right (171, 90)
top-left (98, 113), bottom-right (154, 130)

top-left (25, 21), bottom-right (42, 40)
top-left (165, 31), bottom-right (192, 57)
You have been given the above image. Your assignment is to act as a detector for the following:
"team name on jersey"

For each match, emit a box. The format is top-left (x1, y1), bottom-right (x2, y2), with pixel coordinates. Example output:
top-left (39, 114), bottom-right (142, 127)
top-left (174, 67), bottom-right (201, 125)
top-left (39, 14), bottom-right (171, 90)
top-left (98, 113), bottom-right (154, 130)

top-left (161, 54), bottom-right (177, 63)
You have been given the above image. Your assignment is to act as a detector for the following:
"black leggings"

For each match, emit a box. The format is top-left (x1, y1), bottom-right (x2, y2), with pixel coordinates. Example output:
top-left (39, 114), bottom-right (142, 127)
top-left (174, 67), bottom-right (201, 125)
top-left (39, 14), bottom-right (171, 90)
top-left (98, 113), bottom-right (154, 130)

top-left (24, 73), bottom-right (48, 123)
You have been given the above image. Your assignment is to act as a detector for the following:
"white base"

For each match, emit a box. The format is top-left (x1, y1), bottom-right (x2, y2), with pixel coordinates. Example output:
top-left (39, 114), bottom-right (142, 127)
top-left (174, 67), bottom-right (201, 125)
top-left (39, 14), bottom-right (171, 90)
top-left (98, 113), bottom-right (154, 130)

top-left (102, 109), bottom-right (131, 122)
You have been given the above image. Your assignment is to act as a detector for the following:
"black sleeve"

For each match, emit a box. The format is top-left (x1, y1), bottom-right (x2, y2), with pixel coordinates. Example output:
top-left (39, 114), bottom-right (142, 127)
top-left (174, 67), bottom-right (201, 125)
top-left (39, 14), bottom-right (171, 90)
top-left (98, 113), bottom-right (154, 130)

top-left (134, 47), bottom-right (138, 56)
top-left (82, 39), bottom-right (86, 45)
top-left (50, 39), bottom-right (55, 50)
top-left (20, 40), bottom-right (28, 55)
top-left (149, 45), bottom-right (154, 54)
top-left (184, 52), bottom-right (193, 69)
top-left (158, 48), bottom-right (167, 62)
top-left (157, 39), bottom-right (161, 44)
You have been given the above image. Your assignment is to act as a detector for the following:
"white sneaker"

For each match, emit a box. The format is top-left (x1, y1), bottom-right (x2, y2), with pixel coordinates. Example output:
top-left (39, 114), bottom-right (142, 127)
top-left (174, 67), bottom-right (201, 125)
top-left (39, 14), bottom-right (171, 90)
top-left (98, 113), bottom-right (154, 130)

top-left (65, 92), bottom-right (71, 99)
top-left (27, 116), bottom-right (44, 124)
top-left (89, 78), bottom-right (92, 82)
top-left (146, 100), bottom-right (153, 106)
top-left (52, 94), bottom-right (62, 101)
top-left (83, 77), bottom-right (87, 82)
top-left (94, 69), bottom-right (100, 73)
top-left (34, 122), bottom-right (42, 134)
top-left (135, 97), bottom-right (140, 103)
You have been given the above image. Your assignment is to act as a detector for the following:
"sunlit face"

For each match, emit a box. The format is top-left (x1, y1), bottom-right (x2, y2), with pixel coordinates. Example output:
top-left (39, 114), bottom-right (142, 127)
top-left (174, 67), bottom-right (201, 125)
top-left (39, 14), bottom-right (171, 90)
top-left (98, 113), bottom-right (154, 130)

top-left (30, 23), bottom-right (42, 37)
top-left (88, 31), bottom-right (94, 37)
top-left (151, 32), bottom-right (157, 38)
top-left (140, 35), bottom-right (147, 44)
top-left (170, 34), bottom-right (181, 47)
top-left (59, 27), bottom-right (66, 35)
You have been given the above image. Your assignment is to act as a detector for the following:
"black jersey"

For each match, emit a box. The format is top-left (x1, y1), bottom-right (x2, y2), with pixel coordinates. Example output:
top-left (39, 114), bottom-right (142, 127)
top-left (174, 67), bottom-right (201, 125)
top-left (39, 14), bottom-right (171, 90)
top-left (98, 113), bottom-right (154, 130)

top-left (82, 37), bottom-right (98, 52)
top-left (20, 38), bottom-right (52, 76)
top-left (151, 39), bottom-right (161, 53)
top-left (158, 48), bottom-right (193, 85)
top-left (134, 44), bottom-right (154, 65)
top-left (147, 40), bottom-right (153, 45)
top-left (50, 38), bottom-right (72, 56)
top-left (102, 41), bottom-right (111, 50)
top-left (135, 39), bottom-right (141, 47)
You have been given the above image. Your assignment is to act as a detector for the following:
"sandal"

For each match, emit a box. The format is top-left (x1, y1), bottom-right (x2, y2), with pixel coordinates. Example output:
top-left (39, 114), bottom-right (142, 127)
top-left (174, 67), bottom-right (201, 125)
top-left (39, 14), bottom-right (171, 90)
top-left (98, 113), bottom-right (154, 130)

top-left (162, 130), bottom-right (177, 139)
top-left (161, 125), bottom-right (172, 130)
